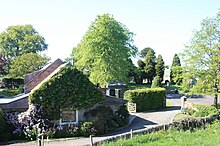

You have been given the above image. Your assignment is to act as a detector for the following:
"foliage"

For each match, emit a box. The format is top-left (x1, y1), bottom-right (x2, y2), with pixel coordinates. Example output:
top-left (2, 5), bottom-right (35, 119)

top-left (53, 124), bottom-right (80, 138)
top-left (84, 105), bottom-right (128, 134)
top-left (124, 88), bottom-right (166, 112)
top-left (5, 104), bottom-right (54, 140)
top-left (9, 53), bottom-right (50, 78)
top-left (80, 122), bottom-right (97, 137)
top-left (0, 89), bottom-right (23, 97)
top-left (0, 108), bottom-right (11, 141)
top-left (2, 77), bottom-right (24, 90)
top-left (0, 24), bottom-right (48, 74)
top-left (151, 76), bottom-right (162, 88)
top-left (155, 54), bottom-right (165, 81)
top-left (102, 121), bottom-right (220, 146)
top-left (137, 59), bottom-right (145, 69)
top-left (170, 54), bottom-right (182, 84)
top-left (187, 104), bottom-right (219, 117)
top-left (140, 47), bottom-right (156, 59)
top-left (181, 11), bottom-right (220, 94)
top-left (29, 66), bottom-right (103, 120)
top-left (144, 49), bottom-right (156, 84)
top-left (72, 14), bottom-right (137, 85)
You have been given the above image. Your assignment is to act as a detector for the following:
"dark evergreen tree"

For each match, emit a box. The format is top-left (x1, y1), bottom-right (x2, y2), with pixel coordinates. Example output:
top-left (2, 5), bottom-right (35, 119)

top-left (140, 47), bottom-right (156, 59)
top-left (170, 54), bottom-right (182, 84)
top-left (155, 54), bottom-right (165, 81)
top-left (144, 49), bottom-right (156, 84)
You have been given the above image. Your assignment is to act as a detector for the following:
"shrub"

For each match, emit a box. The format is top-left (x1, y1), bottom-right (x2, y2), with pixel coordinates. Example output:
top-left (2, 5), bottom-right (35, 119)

top-left (0, 108), bottom-right (11, 141)
top-left (124, 88), bottom-right (166, 112)
top-left (188, 104), bottom-right (219, 117)
top-left (84, 105), bottom-right (129, 134)
top-left (2, 77), bottom-right (24, 90)
top-left (53, 124), bottom-right (80, 138)
top-left (80, 122), bottom-right (97, 137)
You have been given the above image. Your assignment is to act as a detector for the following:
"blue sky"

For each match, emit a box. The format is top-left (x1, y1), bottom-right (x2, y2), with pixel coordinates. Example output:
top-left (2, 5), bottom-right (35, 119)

top-left (0, 0), bottom-right (219, 65)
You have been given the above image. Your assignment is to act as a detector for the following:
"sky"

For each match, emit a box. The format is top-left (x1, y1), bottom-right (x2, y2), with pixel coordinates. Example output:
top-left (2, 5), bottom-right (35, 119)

top-left (0, 0), bottom-right (219, 66)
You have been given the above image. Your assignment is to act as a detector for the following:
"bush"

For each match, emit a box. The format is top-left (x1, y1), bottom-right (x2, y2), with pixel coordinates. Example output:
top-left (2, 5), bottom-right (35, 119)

top-left (124, 88), bottom-right (166, 112)
top-left (0, 108), bottom-right (10, 141)
top-left (84, 105), bottom-right (129, 134)
top-left (53, 124), bottom-right (80, 138)
top-left (188, 104), bottom-right (219, 117)
top-left (2, 77), bottom-right (24, 90)
top-left (80, 122), bottom-right (97, 137)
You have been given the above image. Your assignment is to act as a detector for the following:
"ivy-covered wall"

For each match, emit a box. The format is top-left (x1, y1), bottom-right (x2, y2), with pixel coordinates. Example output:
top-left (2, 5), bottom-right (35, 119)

top-left (29, 66), bottom-right (103, 120)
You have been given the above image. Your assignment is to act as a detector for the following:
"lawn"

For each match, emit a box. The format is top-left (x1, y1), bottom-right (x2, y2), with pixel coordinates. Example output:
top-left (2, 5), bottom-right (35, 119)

top-left (127, 83), bottom-right (151, 89)
top-left (102, 121), bottom-right (220, 146)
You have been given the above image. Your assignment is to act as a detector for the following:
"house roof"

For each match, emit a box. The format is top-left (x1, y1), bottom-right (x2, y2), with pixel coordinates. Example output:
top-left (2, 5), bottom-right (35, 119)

top-left (103, 95), bottom-right (127, 105)
top-left (0, 93), bottom-right (29, 104)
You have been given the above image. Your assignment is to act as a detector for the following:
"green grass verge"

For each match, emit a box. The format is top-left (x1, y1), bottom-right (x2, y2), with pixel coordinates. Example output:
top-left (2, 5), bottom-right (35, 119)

top-left (102, 121), bottom-right (220, 146)
top-left (166, 100), bottom-right (173, 107)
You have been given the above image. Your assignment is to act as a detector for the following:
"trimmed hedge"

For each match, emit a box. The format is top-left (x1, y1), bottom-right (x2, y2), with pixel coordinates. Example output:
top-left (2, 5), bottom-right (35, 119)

top-left (124, 88), bottom-right (166, 112)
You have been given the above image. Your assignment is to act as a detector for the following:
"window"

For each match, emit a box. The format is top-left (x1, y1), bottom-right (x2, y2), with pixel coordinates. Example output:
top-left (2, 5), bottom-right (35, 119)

top-left (60, 110), bottom-right (78, 125)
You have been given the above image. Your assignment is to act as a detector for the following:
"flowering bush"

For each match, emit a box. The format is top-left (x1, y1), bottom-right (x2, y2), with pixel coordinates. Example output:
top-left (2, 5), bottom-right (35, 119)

top-left (53, 124), bottom-right (80, 138)
top-left (80, 122), bottom-right (97, 137)
top-left (5, 104), bottom-right (54, 140)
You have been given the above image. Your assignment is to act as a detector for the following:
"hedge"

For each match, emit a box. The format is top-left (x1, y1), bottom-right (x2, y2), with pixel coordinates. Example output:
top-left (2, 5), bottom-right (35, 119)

top-left (124, 88), bottom-right (166, 112)
top-left (0, 108), bottom-right (10, 141)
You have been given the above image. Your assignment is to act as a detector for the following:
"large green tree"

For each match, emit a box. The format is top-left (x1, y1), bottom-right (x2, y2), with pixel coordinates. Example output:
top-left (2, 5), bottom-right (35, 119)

top-left (9, 53), bottom-right (50, 78)
top-left (72, 14), bottom-right (137, 85)
top-left (170, 54), bottom-right (182, 84)
top-left (0, 25), bottom-right (48, 73)
top-left (182, 11), bottom-right (220, 94)
top-left (144, 49), bottom-right (156, 84)
top-left (155, 54), bottom-right (165, 81)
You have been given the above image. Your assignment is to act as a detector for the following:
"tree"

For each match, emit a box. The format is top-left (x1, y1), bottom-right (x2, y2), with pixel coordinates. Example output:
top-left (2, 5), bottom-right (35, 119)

top-left (182, 11), bottom-right (220, 94)
top-left (155, 54), bottom-right (165, 81)
top-left (170, 54), bottom-right (182, 84)
top-left (9, 53), bottom-right (50, 78)
top-left (151, 76), bottom-right (162, 88)
top-left (72, 14), bottom-right (137, 85)
top-left (144, 49), bottom-right (156, 84)
top-left (140, 47), bottom-right (155, 58)
top-left (0, 25), bottom-right (48, 73)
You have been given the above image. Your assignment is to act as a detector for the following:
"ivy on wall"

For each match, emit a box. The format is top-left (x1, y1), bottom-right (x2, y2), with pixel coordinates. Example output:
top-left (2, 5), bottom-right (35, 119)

top-left (29, 66), bottom-right (103, 120)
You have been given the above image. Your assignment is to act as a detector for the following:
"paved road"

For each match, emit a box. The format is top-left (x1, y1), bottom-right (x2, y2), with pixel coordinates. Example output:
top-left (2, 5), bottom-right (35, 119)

top-left (3, 93), bottom-right (218, 146)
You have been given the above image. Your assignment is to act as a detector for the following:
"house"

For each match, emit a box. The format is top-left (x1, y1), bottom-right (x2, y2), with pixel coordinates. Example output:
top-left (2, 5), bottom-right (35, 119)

top-left (0, 59), bottom-right (127, 125)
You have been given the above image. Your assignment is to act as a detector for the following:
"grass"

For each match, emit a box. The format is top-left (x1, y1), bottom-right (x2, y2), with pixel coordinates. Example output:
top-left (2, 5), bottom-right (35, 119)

top-left (172, 113), bottom-right (190, 122)
top-left (102, 121), bottom-right (220, 146)
top-left (166, 100), bottom-right (173, 107)
top-left (127, 83), bottom-right (151, 89)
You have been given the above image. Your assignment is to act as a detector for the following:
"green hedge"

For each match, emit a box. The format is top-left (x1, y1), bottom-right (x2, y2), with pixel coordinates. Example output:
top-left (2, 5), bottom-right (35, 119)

top-left (124, 88), bottom-right (166, 112)
top-left (0, 108), bottom-right (10, 141)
